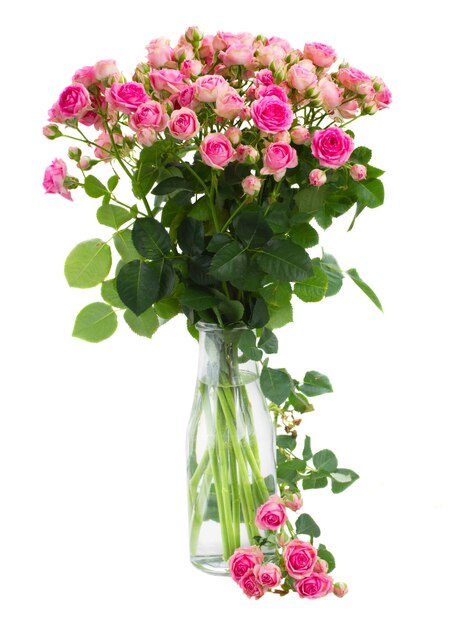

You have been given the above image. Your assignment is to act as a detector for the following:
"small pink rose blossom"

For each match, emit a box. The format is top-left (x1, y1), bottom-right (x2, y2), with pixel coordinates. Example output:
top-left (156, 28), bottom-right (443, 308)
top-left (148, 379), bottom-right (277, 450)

top-left (261, 142), bottom-right (298, 181)
top-left (200, 133), bottom-right (236, 169)
top-left (215, 88), bottom-right (246, 120)
top-left (235, 144), bottom-right (259, 164)
top-left (313, 558), bottom-right (329, 574)
top-left (168, 107), bottom-right (199, 140)
top-left (251, 96), bottom-right (293, 133)
top-left (146, 38), bottom-right (174, 68)
top-left (180, 59), bottom-right (203, 77)
top-left (283, 539), bottom-right (317, 580)
top-left (255, 495), bottom-right (288, 530)
top-left (94, 59), bottom-right (120, 81)
top-left (239, 570), bottom-right (265, 599)
top-left (257, 44), bottom-right (287, 66)
top-left (373, 77), bottom-right (392, 109)
top-left (350, 164), bottom-right (367, 181)
top-left (106, 82), bottom-right (149, 115)
top-left (219, 43), bottom-right (254, 67)
top-left (225, 126), bottom-right (242, 145)
top-left (337, 99), bottom-right (359, 119)
top-left (194, 74), bottom-right (227, 102)
top-left (267, 36), bottom-right (292, 53)
top-left (284, 493), bottom-right (303, 511)
top-left (58, 83), bottom-right (90, 119)
top-left (256, 69), bottom-right (274, 86)
top-left (309, 168), bottom-right (327, 187)
top-left (333, 582), bottom-right (349, 598)
top-left (93, 131), bottom-right (123, 160)
top-left (174, 44), bottom-right (195, 62)
top-left (129, 101), bottom-right (168, 132)
top-left (229, 546), bottom-right (264, 582)
top-left (338, 67), bottom-right (373, 95)
top-left (303, 42), bottom-right (337, 68)
top-left (290, 127), bottom-right (310, 145)
top-left (178, 85), bottom-right (199, 110)
top-left (43, 158), bottom-right (72, 201)
top-left (287, 62), bottom-right (318, 93)
top-left (257, 83), bottom-right (289, 102)
top-left (78, 156), bottom-right (92, 170)
top-left (42, 124), bottom-right (61, 139)
top-left (72, 65), bottom-right (96, 87)
top-left (149, 69), bottom-right (185, 94)
top-left (318, 76), bottom-right (344, 111)
top-left (242, 175), bottom-right (262, 196)
top-left (296, 573), bottom-right (334, 599)
top-left (198, 35), bottom-right (214, 59)
top-left (273, 130), bottom-right (291, 143)
top-left (311, 127), bottom-right (354, 168)
top-left (253, 563), bottom-right (282, 588)
top-left (136, 128), bottom-right (157, 146)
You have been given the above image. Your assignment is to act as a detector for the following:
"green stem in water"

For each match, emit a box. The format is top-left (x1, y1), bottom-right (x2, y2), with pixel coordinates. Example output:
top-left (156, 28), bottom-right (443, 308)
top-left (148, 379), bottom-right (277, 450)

top-left (189, 463), bottom-right (213, 554)
top-left (216, 400), bottom-right (236, 556)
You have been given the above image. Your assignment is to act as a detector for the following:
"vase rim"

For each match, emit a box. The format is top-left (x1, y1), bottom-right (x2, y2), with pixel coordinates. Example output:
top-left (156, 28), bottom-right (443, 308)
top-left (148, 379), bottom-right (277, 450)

top-left (196, 321), bottom-right (248, 334)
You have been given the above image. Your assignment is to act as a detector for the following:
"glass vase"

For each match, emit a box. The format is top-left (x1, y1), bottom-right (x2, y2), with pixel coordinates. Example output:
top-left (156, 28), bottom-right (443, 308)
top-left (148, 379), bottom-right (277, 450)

top-left (186, 322), bottom-right (277, 575)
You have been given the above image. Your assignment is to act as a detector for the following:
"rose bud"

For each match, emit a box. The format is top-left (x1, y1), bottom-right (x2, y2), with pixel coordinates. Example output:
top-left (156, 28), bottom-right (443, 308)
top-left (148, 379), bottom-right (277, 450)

top-left (235, 144), bottom-right (259, 165)
top-left (313, 558), bottom-right (329, 574)
top-left (185, 26), bottom-right (203, 44)
top-left (78, 156), bottom-right (93, 171)
top-left (273, 130), bottom-right (291, 143)
top-left (225, 126), bottom-right (242, 145)
top-left (309, 168), bottom-right (327, 187)
top-left (43, 124), bottom-right (62, 140)
top-left (290, 126), bottom-right (310, 145)
top-left (284, 493), bottom-right (303, 511)
top-left (333, 582), bottom-right (349, 598)
top-left (350, 164), bottom-right (367, 181)
top-left (68, 146), bottom-right (82, 162)
top-left (242, 175), bottom-right (262, 196)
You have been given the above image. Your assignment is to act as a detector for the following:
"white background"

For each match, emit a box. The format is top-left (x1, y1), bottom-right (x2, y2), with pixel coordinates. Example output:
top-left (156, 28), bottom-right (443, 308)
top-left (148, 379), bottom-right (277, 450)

top-left (1, 1), bottom-right (447, 624)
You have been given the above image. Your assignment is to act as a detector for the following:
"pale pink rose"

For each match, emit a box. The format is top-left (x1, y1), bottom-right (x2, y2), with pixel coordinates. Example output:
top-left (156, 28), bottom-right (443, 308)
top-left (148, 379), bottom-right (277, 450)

top-left (225, 126), bottom-right (242, 145)
top-left (194, 74), bottom-right (227, 102)
top-left (290, 127), bottom-right (310, 145)
top-left (43, 158), bottom-right (72, 201)
top-left (261, 142), bottom-right (298, 181)
top-left (373, 77), bottom-right (392, 109)
top-left (215, 89), bottom-right (246, 120)
top-left (350, 164), bottom-right (367, 181)
top-left (235, 144), bottom-right (259, 164)
top-left (239, 570), bottom-right (265, 599)
top-left (213, 31), bottom-right (254, 51)
top-left (311, 127), bottom-right (354, 168)
top-left (303, 42), bottom-right (337, 68)
top-left (180, 59), bottom-right (203, 77)
top-left (185, 26), bottom-right (203, 44)
top-left (129, 101), bottom-right (168, 132)
top-left (283, 540), bottom-right (317, 579)
top-left (47, 103), bottom-right (64, 123)
top-left (174, 44), bottom-right (195, 62)
top-left (198, 35), bottom-right (214, 59)
top-left (136, 128), bottom-right (157, 146)
top-left (337, 99), bottom-right (359, 119)
top-left (94, 59), bottom-right (120, 81)
top-left (309, 168), bottom-right (327, 187)
top-left (284, 493), bottom-right (303, 511)
top-left (313, 558), bottom-right (329, 574)
top-left (333, 582), bottom-right (349, 598)
top-left (42, 124), bottom-right (61, 139)
top-left (150, 69), bottom-right (185, 94)
top-left (146, 38), bottom-right (174, 68)
top-left (72, 66), bottom-right (96, 87)
top-left (253, 563), bottom-right (282, 588)
top-left (78, 156), bottom-right (92, 170)
top-left (106, 82), bottom-right (149, 114)
top-left (257, 44), bottom-right (287, 66)
top-left (267, 36), bottom-right (292, 53)
top-left (287, 62), bottom-right (318, 92)
top-left (338, 67), bottom-right (373, 95)
top-left (251, 96), bottom-right (293, 133)
top-left (219, 43), bottom-right (254, 67)
top-left (57, 83), bottom-right (90, 119)
top-left (93, 131), bottom-right (123, 159)
top-left (257, 83), bottom-right (289, 102)
top-left (318, 76), bottom-right (344, 111)
top-left (277, 532), bottom-right (288, 547)
top-left (256, 69), bottom-right (274, 86)
top-left (295, 573), bottom-right (333, 599)
top-left (255, 495), bottom-right (288, 530)
top-left (242, 175), bottom-right (262, 196)
top-left (200, 133), bottom-right (236, 169)
top-left (229, 546), bottom-right (264, 582)
top-left (273, 130), bottom-right (291, 143)
top-left (168, 107), bottom-right (199, 140)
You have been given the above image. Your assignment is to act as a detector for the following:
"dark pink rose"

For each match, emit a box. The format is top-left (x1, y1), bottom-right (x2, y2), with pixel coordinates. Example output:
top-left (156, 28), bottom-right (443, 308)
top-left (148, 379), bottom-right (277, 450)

top-left (311, 127), bottom-right (354, 168)
top-left (58, 83), bottom-right (90, 119)
top-left (251, 96), bottom-right (293, 133)
top-left (239, 570), bottom-right (265, 599)
top-left (229, 546), bottom-right (263, 582)
top-left (200, 133), bottom-right (236, 169)
top-left (295, 573), bottom-right (333, 599)
top-left (106, 82), bottom-right (149, 114)
top-left (255, 496), bottom-right (288, 530)
top-left (283, 539), bottom-right (317, 579)
top-left (43, 159), bottom-right (72, 201)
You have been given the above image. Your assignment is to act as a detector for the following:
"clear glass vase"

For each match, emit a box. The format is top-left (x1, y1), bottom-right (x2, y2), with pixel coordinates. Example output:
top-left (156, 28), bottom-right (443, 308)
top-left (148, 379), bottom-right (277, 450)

top-left (186, 322), bottom-right (277, 575)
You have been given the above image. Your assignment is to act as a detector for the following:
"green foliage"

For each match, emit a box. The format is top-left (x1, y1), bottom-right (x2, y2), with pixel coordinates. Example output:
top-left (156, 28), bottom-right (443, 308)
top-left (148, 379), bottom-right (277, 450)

top-left (209, 241), bottom-right (247, 281)
top-left (317, 544), bottom-right (336, 572)
top-left (72, 302), bottom-right (117, 342)
top-left (132, 217), bottom-right (171, 260)
top-left (96, 204), bottom-right (131, 230)
top-left (124, 307), bottom-right (159, 338)
top-left (296, 513), bottom-right (321, 538)
top-left (64, 239), bottom-right (111, 288)
top-left (313, 449), bottom-right (338, 473)
top-left (116, 259), bottom-right (174, 315)
top-left (113, 229), bottom-right (141, 262)
top-left (294, 265), bottom-right (328, 303)
top-left (84, 175), bottom-right (108, 198)
top-left (258, 328), bottom-right (278, 354)
top-left (256, 240), bottom-right (312, 282)
top-left (101, 279), bottom-right (125, 308)
top-left (330, 469), bottom-right (360, 493)
top-left (299, 371), bottom-right (333, 396)
top-left (178, 218), bottom-right (204, 256)
top-left (238, 329), bottom-right (263, 361)
top-left (346, 268), bottom-right (383, 311)
top-left (260, 367), bottom-right (292, 404)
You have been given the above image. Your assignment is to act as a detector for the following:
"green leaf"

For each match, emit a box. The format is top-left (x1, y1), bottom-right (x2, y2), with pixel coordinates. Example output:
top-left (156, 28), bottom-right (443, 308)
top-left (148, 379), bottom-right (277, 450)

top-left (295, 187), bottom-right (327, 214)
top-left (180, 287), bottom-right (216, 311)
top-left (189, 196), bottom-right (210, 221)
top-left (276, 435), bottom-right (297, 451)
top-left (331, 469), bottom-right (359, 493)
top-left (154, 296), bottom-right (181, 320)
top-left (289, 390), bottom-right (314, 413)
top-left (313, 449), bottom-right (338, 473)
top-left (249, 298), bottom-right (270, 329)
top-left (72, 302), bottom-right (117, 343)
top-left (124, 307), bottom-right (159, 338)
top-left (84, 175), bottom-right (108, 198)
top-left (294, 266), bottom-right (328, 303)
top-left (260, 367), bottom-right (292, 404)
top-left (302, 475), bottom-right (328, 490)
top-left (218, 298), bottom-right (244, 323)
top-left (209, 241), bottom-right (247, 281)
top-left (107, 174), bottom-right (119, 191)
top-left (290, 223), bottom-right (319, 248)
top-left (267, 302), bottom-right (293, 329)
top-left (113, 229), bottom-right (141, 262)
top-left (178, 217), bottom-right (204, 256)
top-left (101, 279), bottom-right (125, 309)
top-left (321, 252), bottom-right (343, 297)
top-left (96, 204), bottom-right (131, 230)
top-left (64, 239), bottom-right (112, 288)
top-left (133, 140), bottom-right (172, 198)
top-left (346, 268), bottom-right (383, 312)
top-left (277, 459), bottom-right (306, 482)
top-left (132, 218), bottom-right (171, 260)
top-left (299, 371), bottom-right (333, 397)
top-left (152, 176), bottom-right (192, 196)
top-left (302, 435), bottom-right (312, 461)
top-left (295, 513), bottom-right (321, 538)
top-left (317, 544), bottom-right (336, 572)
top-left (207, 233), bottom-right (232, 253)
top-left (258, 328), bottom-right (278, 354)
top-left (233, 212), bottom-right (273, 248)
top-left (348, 201), bottom-right (366, 232)
top-left (256, 240), bottom-right (312, 282)
top-left (350, 146), bottom-right (372, 164)
top-left (238, 329), bottom-right (263, 361)
top-left (116, 259), bottom-right (174, 315)
top-left (354, 179), bottom-right (385, 208)
top-left (366, 165), bottom-right (384, 178)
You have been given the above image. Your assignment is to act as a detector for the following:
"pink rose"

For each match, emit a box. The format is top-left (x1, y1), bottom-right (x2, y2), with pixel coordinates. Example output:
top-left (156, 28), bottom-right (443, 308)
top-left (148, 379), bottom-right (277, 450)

top-left (373, 77), bottom-right (392, 109)
top-left (333, 582), bottom-right (349, 598)
top-left (235, 144), bottom-right (259, 164)
top-left (350, 164), bottom-right (367, 181)
top-left (313, 558), bottom-right (329, 574)
top-left (225, 126), bottom-right (242, 145)
top-left (198, 35), bottom-right (214, 60)
top-left (267, 36), bottom-right (292, 53)
top-left (287, 62), bottom-right (318, 93)
top-left (318, 76), bottom-right (344, 111)
top-left (273, 130), bottom-right (291, 143)
top-left (311, 127), bottom-right (354, 168)
top-left (94, 59), bottom-right (120, 81)
top-left (43, 158), bottom-right (72, 201)
top-left (303, 42), bottom-right (337, 68)
top-left (58, 83), bottom-right (90, 119)
top-left (229, 546), bottom-right (263, 582)
top-left (256, 69), bottom-right (274, 86)
top-left (106, 82), bottom-right (149, 114)
top-left (194, 74), bottom-right (227, 102)
top-left (178, 85), bottom-right (199, 110)
top-left (136, 128), bottom-right (157, 146)
top-left (255, 495), bottom-right (288, 530)
top-left (290, 127), bottom-right (310, 145)
top-left (168, 107), bottom-right (199, 140)
top-left (200, 133), bottom-right (236, 169)
top-left (283, 539), bottom-right (317, 579)
top-left (93, 131), bottom-right (123, 160)
top-left (251, 96), bottom-right (293, 133)
top-left (180, 59), bottom-right (203, 77)
top-left (174, 44), bottom-right (195, 62)
top-left (257, 83), bottom-right (289, 102)
top-left (150, 69), bottom-right (185, 94)
top-left (253, 563), bottom-right (282, 588)
top-left (284, 493), bottom-right (303, 511)
top-left (185, 26), bottom-right (203, 44)
top-left (129, 101), bottom-right (168, 132)
top-left (219, 43), bottom-right (254, 67)
top-left (295, 573), bottom-right (333, 599)
top-left (146, 38), bottom-right (174, 68)
top-left (309, 168), bottom-right (327, 187)
top-left (213, 31), bottom-right (254, 51)
top-left (242, 175), bottom-right (262, 196)
top-left (215, 89), bottom-right (246, 120)
top-left (72, 66), bottom-right (96, 87)
top-left (261, 142), bottom-right (298, 181)
top-left (78, 156), bottom-right (92, 170)
top-left (338, 67), bottom-right (373, 95)
top-left (239, 570), bottom-right (265, 599)
top-left (337, 99), bottom-right (359, 119)
top-left (257, 45), bottom-right (287, 66)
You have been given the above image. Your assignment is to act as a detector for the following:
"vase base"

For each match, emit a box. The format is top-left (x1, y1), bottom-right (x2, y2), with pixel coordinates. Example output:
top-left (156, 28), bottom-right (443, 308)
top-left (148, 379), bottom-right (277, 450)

top-left (191, 555), bottom-right (230, 576)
